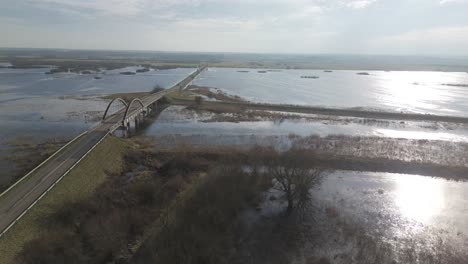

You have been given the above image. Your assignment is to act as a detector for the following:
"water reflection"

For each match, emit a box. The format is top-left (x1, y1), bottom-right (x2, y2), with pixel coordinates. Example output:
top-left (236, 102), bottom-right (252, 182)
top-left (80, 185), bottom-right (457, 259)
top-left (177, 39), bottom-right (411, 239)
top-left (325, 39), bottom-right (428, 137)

top-left (147, 107), bottom-right (468, 143)
top-left (394, 174), bottom-right (445, 224)
top-left (195, 69), bottom-right (468, 116)
top-left (308, 171), bottom-right (468, 261)
top-left (316, 171), bottom-right (468, 240)
top-left (374, 128), bottom-right (468, 141)
top-left (375, 71), bottom-right (455, 114)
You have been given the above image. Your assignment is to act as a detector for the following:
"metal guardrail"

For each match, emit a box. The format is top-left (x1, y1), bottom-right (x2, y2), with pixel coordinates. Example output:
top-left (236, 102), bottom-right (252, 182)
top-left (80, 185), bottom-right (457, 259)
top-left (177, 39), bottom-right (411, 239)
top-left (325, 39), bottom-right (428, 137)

top-left (0, 131), bottom-right (88, 200)
top-left (0, 132), bottom-right (110, 238)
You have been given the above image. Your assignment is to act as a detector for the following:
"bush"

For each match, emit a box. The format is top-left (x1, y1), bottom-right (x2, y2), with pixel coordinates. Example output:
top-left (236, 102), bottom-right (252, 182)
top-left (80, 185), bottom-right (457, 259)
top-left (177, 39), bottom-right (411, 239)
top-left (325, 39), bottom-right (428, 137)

top-left (17, 232), bottom-right (87, 264)
top-left (194, 96), bottom-right (203, 105)
top-left (151, 85), bottom-right (165, 93)
top-left (134, 165), bottom-right (270, 264)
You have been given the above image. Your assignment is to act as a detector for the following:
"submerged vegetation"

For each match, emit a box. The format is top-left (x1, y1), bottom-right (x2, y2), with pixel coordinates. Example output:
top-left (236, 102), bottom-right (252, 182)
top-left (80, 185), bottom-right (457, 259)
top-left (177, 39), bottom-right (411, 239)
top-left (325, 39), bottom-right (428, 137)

top-left (10, 137), bottom-right (335, 263)
top-left (2, 51), bottom-right (468, 264)
top-left (8, 139), bottom-right (468, 264)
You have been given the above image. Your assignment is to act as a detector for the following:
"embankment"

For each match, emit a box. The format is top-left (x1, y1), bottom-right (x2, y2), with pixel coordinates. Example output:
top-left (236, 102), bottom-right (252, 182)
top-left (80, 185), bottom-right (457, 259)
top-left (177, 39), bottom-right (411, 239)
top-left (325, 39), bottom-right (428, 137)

top-left (0, 136), bottom-right (131, 264)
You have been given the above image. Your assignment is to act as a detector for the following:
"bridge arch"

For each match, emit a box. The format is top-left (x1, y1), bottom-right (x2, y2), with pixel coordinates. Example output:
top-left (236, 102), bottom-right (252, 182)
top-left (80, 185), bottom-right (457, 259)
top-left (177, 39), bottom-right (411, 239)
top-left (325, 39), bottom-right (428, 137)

top-left (123, 98), bottom-right (145, 123)
top-left (102, 98), bottom-right (128, 120)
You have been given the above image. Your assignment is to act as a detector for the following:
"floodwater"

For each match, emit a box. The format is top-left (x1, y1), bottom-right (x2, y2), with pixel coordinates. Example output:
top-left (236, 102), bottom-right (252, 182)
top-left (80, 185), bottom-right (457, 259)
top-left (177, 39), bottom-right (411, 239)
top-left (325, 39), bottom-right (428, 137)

top-left (145, 106), bottom-right (468, 145)
top-left (0, 66), bottom-right (194, 97)
top-left (307, 171), bottom-right (468, 262)
top-left (194, 68), bottom-right (468, 117)
top-left (2, 65), bottom-right (468, 261)
top-left (250, 171), bottom-right (468, 262)
top-left (0, 66), bottom-right (196, 184)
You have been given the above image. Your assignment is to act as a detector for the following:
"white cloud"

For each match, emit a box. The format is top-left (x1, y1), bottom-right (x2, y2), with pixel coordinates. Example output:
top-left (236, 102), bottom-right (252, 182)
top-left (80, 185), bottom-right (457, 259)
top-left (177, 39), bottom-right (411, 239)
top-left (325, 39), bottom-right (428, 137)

top-left (439, 0), bottom-right (466, 4)
top-left (29, 0), bottom-right (145, 16)
top-left (170, 17), bottom-right (262, 32)
top-left (27, 0), bottom-right (371, 18)
top-left (346, 0), bottom-right (377, 9)
top-left (3, 0), bottom-right (467, 54)
top-left (288, 5), bottom-right (324, 19)
top-left (28, 0), bottom-right (204, 16)
top-left (369, 26), bottom-right (468, 55)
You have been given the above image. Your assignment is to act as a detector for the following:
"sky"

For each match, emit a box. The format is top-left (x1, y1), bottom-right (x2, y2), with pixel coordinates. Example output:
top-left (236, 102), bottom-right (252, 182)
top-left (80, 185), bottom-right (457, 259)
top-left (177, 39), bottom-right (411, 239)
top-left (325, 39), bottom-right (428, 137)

top-left (1, 0), bottom-right (468, 55)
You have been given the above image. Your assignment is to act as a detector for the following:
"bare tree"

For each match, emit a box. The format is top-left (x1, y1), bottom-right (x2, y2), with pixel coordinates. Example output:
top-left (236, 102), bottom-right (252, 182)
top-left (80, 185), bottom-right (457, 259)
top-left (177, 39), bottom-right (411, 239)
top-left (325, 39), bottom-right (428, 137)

top-left (268, 149), bottom-right (323, 214)
top-left (194, 95), bottom-right (203, 105)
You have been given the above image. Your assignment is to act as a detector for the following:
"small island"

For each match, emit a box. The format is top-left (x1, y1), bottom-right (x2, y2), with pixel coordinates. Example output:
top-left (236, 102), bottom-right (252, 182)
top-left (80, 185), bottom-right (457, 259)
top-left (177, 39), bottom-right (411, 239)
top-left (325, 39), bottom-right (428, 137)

top-left (301, 76), bottom-right (320, 79)
top-left (120, 71), bottom-right (137, 75)
top-left (136, 68), bottom-right (150, 73)
top-left (357, 72), bottom-right (370, 75)
top-left (258, 70), bottom-right (267, 73)
top-left (442, 83), bottom-right (468, 87)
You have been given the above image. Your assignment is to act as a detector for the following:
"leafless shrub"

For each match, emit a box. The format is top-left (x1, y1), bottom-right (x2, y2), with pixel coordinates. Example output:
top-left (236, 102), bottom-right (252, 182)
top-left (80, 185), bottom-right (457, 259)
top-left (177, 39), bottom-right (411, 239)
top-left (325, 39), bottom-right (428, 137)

top-left (194, 95), bottom-right (203, 105)
top-left (267, 148), bottom-right (324, 214)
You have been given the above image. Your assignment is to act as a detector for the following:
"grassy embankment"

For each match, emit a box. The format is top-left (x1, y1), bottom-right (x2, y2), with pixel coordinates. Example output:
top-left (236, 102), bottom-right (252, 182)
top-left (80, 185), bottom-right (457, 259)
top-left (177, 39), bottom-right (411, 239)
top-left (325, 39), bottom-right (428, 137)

top-left (10, 139), bottom-right (275, 263)
top-left (0, 136), bottom-right (131, 264)
top-left (0, 136), bottom-right (87, 199)
top-left (0, 140), bottom-right (64, 192)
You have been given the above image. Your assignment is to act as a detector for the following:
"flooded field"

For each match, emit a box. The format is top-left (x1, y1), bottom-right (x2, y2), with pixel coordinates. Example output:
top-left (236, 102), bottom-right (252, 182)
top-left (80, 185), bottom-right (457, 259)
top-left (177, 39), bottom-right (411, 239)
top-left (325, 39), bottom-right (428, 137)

top-left (0, 66), bottom-right (195, 135)
top-left (296, 171), bottom-right (468, 263)
top-left (143, 106), bottom-right (468, 167)
top-left (2, 64), bottom-right (468, 262)
top-left (240, 170), bottom-right (468, 262)
top-left (194, 68), bottom-right (468, 117)
top-left (0, 67), bottom-right (195, 185)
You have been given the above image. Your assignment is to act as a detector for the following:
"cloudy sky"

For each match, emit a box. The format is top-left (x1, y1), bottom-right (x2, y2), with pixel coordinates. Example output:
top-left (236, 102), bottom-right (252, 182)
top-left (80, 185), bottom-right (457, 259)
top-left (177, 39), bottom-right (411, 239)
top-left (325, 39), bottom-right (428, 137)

top-left (1, 0), bottom-right (468, 55)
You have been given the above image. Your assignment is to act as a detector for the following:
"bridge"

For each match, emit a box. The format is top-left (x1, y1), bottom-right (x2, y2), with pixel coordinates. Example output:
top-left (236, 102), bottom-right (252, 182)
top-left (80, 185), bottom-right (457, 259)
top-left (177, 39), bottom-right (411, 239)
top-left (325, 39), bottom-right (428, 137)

top-left (0, 66), bottom-right (207, 237)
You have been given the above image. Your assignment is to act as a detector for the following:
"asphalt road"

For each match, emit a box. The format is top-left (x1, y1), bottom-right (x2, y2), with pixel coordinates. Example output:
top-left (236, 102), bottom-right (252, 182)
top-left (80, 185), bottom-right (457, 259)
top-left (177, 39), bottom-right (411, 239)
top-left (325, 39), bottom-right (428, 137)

top-left (0, 66), bottom-right (205, 235)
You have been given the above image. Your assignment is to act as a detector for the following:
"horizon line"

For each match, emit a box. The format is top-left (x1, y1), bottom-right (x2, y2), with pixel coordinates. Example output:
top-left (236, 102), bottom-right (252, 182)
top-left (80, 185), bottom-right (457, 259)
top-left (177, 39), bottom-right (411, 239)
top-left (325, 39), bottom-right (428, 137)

top-left (1, 46), bottom-right (467, 58)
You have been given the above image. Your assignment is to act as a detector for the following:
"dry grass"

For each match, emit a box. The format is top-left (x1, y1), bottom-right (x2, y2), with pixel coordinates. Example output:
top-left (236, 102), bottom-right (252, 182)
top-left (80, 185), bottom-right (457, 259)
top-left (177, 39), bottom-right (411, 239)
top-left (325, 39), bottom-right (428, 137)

top-left (133, 164), bottom-right (271, 264)
top-left (100, 92), bottom-right (150, 102)
top-left (1, 140), bottom-right (64, 191)
top-left (164, 90), bottom-right (194, 103)
top-left (294, 135), bottom-right (468, 168)
top-left (187, 85), bottom-right (246, 102)
top-left (0, 136), bottom-right (131, 264)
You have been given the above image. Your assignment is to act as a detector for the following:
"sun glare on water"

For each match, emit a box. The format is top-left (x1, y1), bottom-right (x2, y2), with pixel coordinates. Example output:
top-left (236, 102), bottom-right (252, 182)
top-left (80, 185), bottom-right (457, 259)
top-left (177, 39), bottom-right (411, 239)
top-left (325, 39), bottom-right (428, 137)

top-left (394, 175), bottom-right (445, 224)
top-left (376, 71), bottom-right (457, 114)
